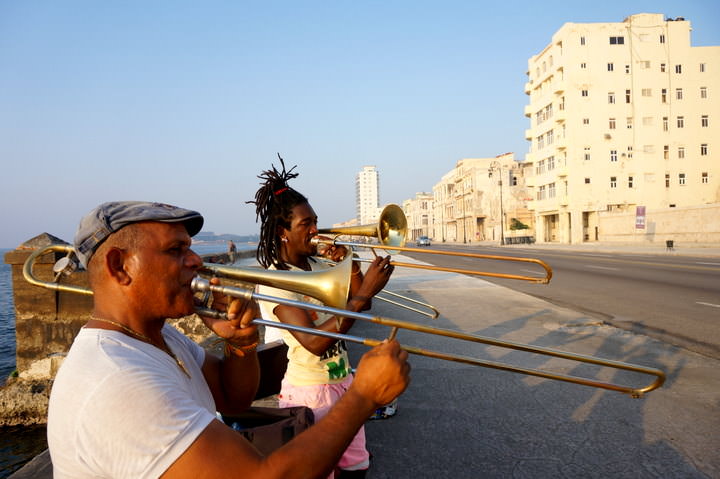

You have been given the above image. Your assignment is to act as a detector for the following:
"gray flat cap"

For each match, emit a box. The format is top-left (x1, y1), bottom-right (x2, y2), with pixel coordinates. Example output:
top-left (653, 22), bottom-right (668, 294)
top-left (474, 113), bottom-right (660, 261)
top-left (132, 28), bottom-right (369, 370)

top-left (73, 201), bottom-right (204, 268)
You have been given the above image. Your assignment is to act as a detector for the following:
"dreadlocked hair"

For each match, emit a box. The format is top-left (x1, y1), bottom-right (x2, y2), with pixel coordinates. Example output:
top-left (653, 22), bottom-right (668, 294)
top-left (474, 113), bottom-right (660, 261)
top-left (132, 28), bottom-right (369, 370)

top-left (247, 154), bottom-right (308, 269)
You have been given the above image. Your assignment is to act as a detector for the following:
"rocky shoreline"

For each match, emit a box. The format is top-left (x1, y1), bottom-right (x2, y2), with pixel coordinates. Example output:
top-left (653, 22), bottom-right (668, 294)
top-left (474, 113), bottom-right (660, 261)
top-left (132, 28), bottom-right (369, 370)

top-left (0, 315), bottom-right (223, 427)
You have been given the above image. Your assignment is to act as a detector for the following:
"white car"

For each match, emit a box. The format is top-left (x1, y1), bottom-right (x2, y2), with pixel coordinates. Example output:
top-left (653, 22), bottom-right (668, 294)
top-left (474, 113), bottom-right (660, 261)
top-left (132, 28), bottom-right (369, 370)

top-left (416, 236), bottom-right (431, 246)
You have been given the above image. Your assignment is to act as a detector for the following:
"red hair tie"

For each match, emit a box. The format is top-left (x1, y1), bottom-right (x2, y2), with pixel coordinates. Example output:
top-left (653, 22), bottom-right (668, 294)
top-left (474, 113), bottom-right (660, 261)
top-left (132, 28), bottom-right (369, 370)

top-left (274, 187), bottom-right (288, 196)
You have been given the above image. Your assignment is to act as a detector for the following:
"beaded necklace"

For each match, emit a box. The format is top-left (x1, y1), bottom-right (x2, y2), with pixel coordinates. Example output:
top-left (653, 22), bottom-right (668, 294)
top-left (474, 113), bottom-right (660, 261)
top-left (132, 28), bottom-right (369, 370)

top-left (90, 317), bottom-right (191, 378)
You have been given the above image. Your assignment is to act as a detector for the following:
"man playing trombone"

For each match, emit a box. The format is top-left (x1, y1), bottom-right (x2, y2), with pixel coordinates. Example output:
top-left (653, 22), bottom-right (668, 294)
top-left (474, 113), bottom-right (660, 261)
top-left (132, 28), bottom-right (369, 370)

top-left (248, 158), bottom-right (395, 478)
top-left (47, 200), bottom-right (410, 479)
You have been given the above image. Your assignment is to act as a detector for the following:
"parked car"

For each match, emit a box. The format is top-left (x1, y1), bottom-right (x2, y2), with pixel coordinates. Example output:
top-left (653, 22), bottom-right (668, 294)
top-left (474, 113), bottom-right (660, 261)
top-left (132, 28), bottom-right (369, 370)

top-left (416, 236), bottom-right (431, 246)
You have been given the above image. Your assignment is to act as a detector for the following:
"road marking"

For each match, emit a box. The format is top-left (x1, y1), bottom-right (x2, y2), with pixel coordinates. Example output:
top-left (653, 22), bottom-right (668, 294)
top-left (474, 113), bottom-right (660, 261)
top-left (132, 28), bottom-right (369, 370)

top-left (696, 302), bottom-right (720, 308)
top-left (585, 265), bottom-right (620, 271)
top-left (696, 262), bottom-right (720, 266)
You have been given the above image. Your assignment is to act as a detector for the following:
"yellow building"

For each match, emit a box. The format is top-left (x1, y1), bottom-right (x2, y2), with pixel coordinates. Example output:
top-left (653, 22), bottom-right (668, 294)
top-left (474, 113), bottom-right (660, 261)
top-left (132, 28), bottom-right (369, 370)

top-left (431, 154), bottom-right (533, 244)
top-left (402, 193), bottom-right (434, 242)
top-left (525, 13), bottom-right (720, 243)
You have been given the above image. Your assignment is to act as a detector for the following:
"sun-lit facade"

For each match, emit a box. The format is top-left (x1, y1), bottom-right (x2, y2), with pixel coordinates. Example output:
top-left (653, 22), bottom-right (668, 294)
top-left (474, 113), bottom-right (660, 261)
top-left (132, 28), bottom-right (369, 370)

top-left (524, 13), bottom-right (720, 243)
top-left (356, 166), bottom-right (380, 225)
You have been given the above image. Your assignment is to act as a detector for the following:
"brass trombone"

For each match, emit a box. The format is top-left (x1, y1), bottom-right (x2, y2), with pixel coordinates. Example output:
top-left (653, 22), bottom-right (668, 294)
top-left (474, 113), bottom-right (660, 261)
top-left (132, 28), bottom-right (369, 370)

top-left (24, 244), bottom-right (665, 398)
top-left (317, 204), bottom-right (553, 284)
top-left (192, 278), bottom-right (665, 398)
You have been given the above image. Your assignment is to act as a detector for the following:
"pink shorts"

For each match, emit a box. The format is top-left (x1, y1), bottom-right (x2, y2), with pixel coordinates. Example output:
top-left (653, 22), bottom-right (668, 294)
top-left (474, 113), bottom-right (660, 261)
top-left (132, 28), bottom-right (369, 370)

top-left (278, 375), bottom-right (370, 475)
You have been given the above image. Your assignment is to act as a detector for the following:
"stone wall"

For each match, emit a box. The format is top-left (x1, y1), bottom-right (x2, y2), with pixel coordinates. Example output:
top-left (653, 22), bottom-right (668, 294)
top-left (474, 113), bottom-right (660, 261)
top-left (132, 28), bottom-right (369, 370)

top-left (598, 203), bottom-right (720, 244)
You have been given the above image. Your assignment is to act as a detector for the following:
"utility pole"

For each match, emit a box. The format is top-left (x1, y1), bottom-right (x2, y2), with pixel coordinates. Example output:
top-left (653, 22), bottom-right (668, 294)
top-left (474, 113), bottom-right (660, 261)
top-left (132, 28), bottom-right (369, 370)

top-left (489, 161), bottom-right (505, 246)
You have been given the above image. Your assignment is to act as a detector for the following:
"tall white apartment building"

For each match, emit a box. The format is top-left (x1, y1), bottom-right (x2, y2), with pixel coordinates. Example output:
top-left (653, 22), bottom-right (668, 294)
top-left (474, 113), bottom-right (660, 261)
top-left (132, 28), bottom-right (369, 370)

top-left (356, 166), bottom-right (380, 225)
top-left (525, 13), bottom-right (720, 243)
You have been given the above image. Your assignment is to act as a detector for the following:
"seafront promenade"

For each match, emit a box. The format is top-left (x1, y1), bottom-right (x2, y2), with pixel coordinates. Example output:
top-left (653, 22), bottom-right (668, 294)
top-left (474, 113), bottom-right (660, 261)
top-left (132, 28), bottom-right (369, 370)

top-left (9, 245), bottom-right (720, 478)
top-left (353, 248), bottom-right (719, 478)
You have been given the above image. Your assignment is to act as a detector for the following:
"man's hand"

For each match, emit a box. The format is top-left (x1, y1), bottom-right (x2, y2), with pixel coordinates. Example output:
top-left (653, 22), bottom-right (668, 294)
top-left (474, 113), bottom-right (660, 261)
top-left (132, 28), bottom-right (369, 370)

top-left (199, 277), bottom-right (259, 346)
top-left (357, 255), bottom-right (394, 298)
top-left (316, 235), bottom-right (350, 263)
top-left (351, 340), bottom-right (410, 408)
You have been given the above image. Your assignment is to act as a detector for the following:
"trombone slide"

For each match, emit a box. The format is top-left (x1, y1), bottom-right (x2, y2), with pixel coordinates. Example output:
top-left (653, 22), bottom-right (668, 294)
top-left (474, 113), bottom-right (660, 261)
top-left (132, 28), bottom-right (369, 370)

top-left (191, 278), bottom-right (665, 398)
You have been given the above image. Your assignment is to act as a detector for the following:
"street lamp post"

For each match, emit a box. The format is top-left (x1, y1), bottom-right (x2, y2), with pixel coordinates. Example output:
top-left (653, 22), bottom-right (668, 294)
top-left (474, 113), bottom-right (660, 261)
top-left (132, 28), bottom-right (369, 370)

top-left (489, 161), bottom-right (505, 246)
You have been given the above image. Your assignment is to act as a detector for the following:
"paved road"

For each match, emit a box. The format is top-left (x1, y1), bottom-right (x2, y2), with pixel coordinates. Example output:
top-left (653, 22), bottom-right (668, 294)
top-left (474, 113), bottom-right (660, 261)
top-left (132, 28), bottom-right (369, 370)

top-left (351, 248), bottom-right (720, 478)
top-left (402, 244), bottom-right (720, 360)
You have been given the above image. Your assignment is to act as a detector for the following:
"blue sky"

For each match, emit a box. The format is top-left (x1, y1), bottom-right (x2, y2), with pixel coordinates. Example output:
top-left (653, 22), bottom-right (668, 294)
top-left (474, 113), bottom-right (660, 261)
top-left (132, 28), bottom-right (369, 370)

top-left (1, 1), bottom-right (719, 248)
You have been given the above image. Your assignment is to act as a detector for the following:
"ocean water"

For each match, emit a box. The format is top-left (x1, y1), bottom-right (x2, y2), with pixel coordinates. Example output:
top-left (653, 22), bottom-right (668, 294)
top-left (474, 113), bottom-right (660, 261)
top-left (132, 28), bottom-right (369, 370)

top-left (0, 242), bottom-right (251, 477)
top-left (0, 249), bottom-right (15, 382)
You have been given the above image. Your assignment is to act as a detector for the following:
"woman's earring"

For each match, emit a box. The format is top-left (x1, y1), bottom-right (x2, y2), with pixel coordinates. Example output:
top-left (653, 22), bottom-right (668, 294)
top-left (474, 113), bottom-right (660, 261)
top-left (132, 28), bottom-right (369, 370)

top-left (281, 237), bottom-right (288, 243)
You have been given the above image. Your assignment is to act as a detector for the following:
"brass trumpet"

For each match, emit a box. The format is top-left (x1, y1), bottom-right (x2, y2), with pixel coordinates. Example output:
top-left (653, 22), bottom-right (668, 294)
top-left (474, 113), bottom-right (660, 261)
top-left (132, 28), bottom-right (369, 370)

top-left (24, 244), bottom-right (665, 398)
top-left (318, 204), bottom-right (553, 284)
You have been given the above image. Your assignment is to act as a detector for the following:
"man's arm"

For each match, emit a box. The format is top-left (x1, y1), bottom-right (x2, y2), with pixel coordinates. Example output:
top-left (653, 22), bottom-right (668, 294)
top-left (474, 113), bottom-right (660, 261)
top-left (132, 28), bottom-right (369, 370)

top-left (162, 340), bottom-right (411, 479)
top-left (198, 279), bottom-right (262, 414)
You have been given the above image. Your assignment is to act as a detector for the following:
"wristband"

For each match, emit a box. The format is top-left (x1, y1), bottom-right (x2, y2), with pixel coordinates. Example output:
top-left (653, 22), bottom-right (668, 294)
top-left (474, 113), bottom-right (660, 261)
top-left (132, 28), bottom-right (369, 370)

top-left (224, 340), bottom-right (259, 358)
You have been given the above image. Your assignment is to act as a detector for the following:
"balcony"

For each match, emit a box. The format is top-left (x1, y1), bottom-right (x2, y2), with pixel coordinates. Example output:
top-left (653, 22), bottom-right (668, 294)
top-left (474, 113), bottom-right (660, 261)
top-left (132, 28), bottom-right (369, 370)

top-left (524, 104), bottom-right (533, 117)
top-left (555, 165), bottom-right (568, 177)
top-left (525, 129), bottom-right (533, 140)
top-left (524, 82), bottom-right (532, 94)
top-left (558, 195), bottom-right (569, 206)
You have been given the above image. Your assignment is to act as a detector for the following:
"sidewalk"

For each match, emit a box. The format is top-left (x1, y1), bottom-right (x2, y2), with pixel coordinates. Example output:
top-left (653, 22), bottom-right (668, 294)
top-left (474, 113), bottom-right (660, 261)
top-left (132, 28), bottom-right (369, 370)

top-left (436, 239), bottom-right (720, 257)
top-left (356, 251), bottom-right (720, 478)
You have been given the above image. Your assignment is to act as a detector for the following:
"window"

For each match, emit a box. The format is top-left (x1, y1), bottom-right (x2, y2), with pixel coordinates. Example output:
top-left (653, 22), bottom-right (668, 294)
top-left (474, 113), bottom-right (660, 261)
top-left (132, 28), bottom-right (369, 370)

top-left (626, 117), bottom-right (633, 129)
top-left (678, 146), bottom-right (685, 159)
top-left (702, 172), bottom-right (709, 184)
top-left (583, 118), bottom-right (590, 125)
top-left (625, 64), bottom-right (630, 74)
top-left (548, 182), bottom-right (556, 198)
top-left (661, 88), bottom-right (667, 103)
top-left (608, 92), bottom-right (616, 104)
top-left (609, 36), bottom-right (624, 45)
top-left (641, 88), bottom-right (651, 97)
top-left (610, 150), bottom-right (618, 162)
top-left (677, 116), bottom-right (684, 128)
top-left (701, 144), bottom-right (708, 156)
top-left (660, 63), bottom-right (666, 72)
top-left (580, 36), bottom-right (586, 45)
top-left (610, 176), bottom-right (617, 188)
top-left (584, 177), bottom-right (591, 184)
top-left (608, 63), bottom-right (614, 71)
top-left (665, 174), bottom-right (670, 187)
top-left (641, 61), bottom-right (650, 69)
top-left (626, 89), bottom-right (631, 103)
top-left (609, 118), bottom-right (616, 129)
top-left (660, 34), bottom-right (665, 43)
top-left (580, 62), bottom-right (587, 69)
top-left (627, 146), bottom-right (633, 158)
top-left (676, 88), bottom-right (683, 100)
top-left (700, 63), bottom-right (706, 72)
top-left (581, 89), bottom-right (588, 97)
top-left (663, 145), bottom-right (669, 159)
top-left (663, 117), bottom-right (669, 131)
top-left (701, 115), bottom-right (709, 127)
top-left (675, 64), bottom-right (682, 74)
top-left (701, 87), bottom-right (707, 99)
top-left (584, 147), bottom-right (591, 161)
top-left (679, 173), bottom-right (686, 185)
top-left (628, 176), bottom-right (634, 188)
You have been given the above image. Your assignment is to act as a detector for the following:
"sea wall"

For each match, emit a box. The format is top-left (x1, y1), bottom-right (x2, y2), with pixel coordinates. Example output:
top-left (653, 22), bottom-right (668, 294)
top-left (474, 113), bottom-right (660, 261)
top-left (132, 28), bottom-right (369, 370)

top-left (598, 203), bottom-right (720, 244)
top-left (1, 234), bottom-right (256, 426)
